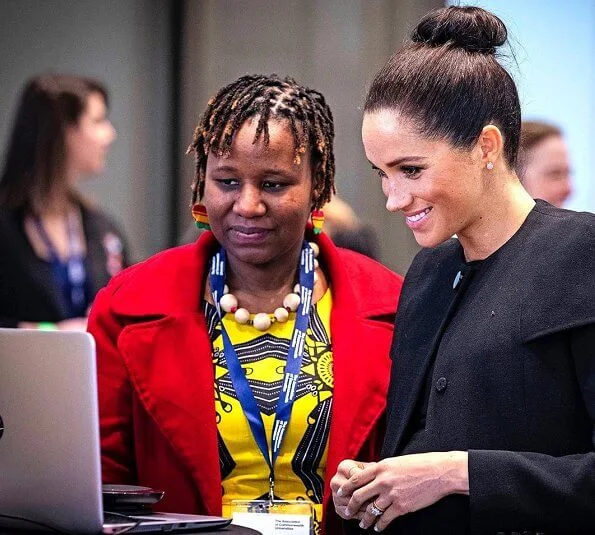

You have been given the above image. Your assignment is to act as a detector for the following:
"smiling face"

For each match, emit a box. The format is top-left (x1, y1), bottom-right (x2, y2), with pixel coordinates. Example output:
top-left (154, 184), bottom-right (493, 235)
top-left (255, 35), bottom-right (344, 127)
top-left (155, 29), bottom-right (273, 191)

top-left (362, 109), bottom-right (490, 249)
top-left (522, 135), bottom-right (572, 207)
top-left (203, 117), bottom-right (314, 269)
top-left (65, 92), bottom-right (116, 180)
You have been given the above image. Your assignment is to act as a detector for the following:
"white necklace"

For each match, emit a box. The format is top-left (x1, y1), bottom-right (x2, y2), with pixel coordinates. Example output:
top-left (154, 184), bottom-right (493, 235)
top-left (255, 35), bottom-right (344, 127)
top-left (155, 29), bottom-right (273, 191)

top-left (219, 241), bottom-right (320, 332)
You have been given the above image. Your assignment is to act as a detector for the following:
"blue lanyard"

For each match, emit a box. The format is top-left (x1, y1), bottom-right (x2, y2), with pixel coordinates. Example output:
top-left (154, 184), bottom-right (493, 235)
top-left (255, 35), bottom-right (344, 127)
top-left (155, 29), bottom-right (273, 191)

top-left (209, 241), bottom-right (315, 496)
top-left (33, 212), bottom-right (88, 318)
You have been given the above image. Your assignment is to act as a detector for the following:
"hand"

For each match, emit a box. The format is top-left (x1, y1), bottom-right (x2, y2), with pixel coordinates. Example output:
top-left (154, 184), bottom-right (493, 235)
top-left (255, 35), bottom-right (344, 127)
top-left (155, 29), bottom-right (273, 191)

top-left (334, 451), bottom-right (469, 532)
top-left (330, 459), bottom-right (376, 521)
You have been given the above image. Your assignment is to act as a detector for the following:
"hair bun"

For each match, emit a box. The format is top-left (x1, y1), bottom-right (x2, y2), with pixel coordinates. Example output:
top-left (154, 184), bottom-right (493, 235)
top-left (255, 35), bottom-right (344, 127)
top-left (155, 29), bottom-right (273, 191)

top-left (412, 6), bottom-right (507, 54)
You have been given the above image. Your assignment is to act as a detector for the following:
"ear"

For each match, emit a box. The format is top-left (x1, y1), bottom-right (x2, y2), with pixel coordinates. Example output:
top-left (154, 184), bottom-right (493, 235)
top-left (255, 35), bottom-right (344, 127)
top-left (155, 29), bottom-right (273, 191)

top-left (476, 124), bottom-right (504, 167)
top-left (310, 161), bottom-right (324, 210)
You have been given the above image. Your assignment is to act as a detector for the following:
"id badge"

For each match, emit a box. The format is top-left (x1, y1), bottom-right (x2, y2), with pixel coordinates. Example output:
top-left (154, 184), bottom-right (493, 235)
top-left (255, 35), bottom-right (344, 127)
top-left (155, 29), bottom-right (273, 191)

top-left (230, 500), bottom-right (313, 535)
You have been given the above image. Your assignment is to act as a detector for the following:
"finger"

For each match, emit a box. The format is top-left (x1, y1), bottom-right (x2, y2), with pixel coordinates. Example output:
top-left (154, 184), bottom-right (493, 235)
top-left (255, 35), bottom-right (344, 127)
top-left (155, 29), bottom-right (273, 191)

top-left (337, 463), bottom-right (376, 500)
top-left (343, 477), bottom-right (380, 518)
top-left (357, 497), bottom-right (391, 531)
top-left (334, 462), bottom-right (366, 497)
top-left (373, 503), bottom-right (402, 532)
top-left (331, 494), bottom-right (351, 511)
top-left (333, 504), bottom-right (351, 521)
top-left (330, 472), bottom-right (349, 493)
top-left (336, 459), bottom-right (361, 478)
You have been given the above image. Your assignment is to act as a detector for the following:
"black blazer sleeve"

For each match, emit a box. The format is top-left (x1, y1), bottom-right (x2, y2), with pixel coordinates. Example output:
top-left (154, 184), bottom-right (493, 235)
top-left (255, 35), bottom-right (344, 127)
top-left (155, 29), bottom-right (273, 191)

top-left (469, 322), bottom-right (595, 534)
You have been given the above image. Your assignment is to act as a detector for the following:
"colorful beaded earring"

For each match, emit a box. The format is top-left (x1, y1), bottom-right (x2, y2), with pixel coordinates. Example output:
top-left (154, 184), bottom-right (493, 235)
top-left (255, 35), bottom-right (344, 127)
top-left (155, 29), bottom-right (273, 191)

top-left (311, 210), bottom-right (324, 235)
top-left (192, 203), bottom-right (210, 230)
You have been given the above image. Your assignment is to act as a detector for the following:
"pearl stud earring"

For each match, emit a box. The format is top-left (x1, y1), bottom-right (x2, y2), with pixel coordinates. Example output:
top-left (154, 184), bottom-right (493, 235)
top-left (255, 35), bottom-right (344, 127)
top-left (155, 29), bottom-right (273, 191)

top-left (486, 161), bottom-right (494, 170)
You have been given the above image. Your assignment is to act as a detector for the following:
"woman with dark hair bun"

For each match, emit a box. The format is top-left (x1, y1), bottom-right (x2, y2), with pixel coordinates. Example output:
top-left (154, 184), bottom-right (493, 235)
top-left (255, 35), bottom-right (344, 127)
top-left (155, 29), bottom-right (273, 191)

top-left (331, 6), bottom-right (594, 534)
top-left (0, 74), bottom-right (128, 330)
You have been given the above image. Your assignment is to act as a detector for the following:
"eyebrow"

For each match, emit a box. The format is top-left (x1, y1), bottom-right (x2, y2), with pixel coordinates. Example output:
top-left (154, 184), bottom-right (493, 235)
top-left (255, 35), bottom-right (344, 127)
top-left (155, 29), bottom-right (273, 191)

top-left (370, 156), bottom-right (428, 168)
top-left (212, 164), bottom-right (294, 177)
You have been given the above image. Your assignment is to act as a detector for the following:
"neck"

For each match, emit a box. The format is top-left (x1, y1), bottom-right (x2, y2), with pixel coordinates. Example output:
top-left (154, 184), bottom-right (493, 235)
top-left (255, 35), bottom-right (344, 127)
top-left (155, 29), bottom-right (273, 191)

top-left (225, 248), bottom-right (303, 314)
top-left (458, 173), bottom-right (535, 262)
top-left (37, 185), bottom-right (73, 217)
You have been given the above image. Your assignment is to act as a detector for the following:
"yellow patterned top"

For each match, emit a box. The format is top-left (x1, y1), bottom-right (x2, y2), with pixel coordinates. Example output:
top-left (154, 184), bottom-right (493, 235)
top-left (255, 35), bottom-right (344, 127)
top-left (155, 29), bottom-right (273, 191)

top-left (206, 288), bottom-right (333, 534)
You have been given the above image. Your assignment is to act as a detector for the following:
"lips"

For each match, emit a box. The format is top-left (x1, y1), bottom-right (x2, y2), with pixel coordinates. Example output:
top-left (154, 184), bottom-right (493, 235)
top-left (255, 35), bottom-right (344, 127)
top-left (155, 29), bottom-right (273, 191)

top-left (230, 226), bottom-right (271, 234)
top-left (405, 207), bottom-right (431, 222)
top-left (404, 207), bottom-right (432, 228)
top-left (228, 226), bottom-right (272, 242)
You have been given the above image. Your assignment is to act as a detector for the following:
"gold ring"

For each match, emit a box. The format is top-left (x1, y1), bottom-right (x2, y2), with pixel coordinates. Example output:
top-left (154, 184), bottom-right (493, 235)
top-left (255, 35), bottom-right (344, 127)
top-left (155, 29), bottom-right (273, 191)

top-left (369, 500), bottom-right (386, 517)
top-left (348, 462), bottom-right (364, 477)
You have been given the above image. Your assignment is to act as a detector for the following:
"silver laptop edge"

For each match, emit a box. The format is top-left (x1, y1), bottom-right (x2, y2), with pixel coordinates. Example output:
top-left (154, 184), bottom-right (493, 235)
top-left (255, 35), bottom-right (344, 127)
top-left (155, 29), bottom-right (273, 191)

top-left (0, 329), bottom-right (232, 534)
top-left (0, 329), bottom-right (104, 533)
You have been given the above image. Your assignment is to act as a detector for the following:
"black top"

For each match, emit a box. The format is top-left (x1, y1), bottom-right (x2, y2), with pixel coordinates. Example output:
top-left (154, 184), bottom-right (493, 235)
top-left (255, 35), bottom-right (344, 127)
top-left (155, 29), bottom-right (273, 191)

top-left (0, 204), bottom-right (129, 327)
top-left (382, 201), bottom-right (595, 534)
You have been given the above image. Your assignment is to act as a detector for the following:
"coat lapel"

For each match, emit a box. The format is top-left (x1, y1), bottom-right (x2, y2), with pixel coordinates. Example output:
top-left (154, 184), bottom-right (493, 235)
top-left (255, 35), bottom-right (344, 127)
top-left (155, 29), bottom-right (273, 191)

top-left (320, 233), bottom-right (396, 506)
top-left (111, 232), bottom-right (222, 514)
top-left (117, 313), bottom-right (222, 515)
top-left (381, 245), bottom-right (465, 457)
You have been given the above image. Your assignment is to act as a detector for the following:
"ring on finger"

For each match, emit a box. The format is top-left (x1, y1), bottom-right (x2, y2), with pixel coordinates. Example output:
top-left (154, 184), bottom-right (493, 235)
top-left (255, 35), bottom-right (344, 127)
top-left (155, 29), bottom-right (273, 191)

top-left (348, 462), bottom-right (364, 478)
top-left (369, 500), bottom-right (386, 517)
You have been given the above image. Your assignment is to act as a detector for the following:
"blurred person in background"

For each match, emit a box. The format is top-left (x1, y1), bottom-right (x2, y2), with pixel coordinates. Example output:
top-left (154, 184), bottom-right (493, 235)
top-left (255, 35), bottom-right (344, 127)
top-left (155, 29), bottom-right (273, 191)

top-left (518, 120), bottom-right (572, 207)
top-left (0, 73), bottom-right (129, 330)
top-left (323, 196), bottom-right (381, 261)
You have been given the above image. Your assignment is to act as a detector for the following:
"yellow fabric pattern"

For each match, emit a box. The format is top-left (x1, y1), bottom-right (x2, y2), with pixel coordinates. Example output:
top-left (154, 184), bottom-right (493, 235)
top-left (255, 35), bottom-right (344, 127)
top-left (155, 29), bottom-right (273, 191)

top-left (208, 288), bottom-right (333, 534)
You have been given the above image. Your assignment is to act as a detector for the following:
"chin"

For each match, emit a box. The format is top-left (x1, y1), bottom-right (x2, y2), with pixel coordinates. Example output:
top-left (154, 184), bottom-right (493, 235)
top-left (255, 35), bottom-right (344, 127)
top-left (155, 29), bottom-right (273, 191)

top-left (412, 231), bottom-right (451, 249)
top-left (226, 246), bottom-right (273, 266)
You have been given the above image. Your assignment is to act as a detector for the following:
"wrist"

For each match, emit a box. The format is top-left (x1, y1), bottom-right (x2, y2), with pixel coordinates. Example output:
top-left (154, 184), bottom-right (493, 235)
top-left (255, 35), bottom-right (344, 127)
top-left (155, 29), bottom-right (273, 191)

top-left (443, 451), bottom-right (469, 495)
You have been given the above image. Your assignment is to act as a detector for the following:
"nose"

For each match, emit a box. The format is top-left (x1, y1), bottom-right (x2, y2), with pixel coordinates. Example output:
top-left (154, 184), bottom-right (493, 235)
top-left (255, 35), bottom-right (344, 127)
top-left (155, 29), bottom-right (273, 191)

top-left (560, 177), bottom-right (572, 203)
top-left (383, 178), bottom-right (413, 213)
top-left (233, 185), bottom-right (266, 218)
top-left (107, 121), bottom-right (117, 144)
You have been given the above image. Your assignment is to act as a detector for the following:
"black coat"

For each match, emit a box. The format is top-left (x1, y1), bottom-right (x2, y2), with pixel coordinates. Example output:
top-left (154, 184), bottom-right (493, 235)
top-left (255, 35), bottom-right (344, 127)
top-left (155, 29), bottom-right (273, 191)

top-left (382, 201), bottom-right (595, 534)
top-left (0, 204), bottom-right (129, 327)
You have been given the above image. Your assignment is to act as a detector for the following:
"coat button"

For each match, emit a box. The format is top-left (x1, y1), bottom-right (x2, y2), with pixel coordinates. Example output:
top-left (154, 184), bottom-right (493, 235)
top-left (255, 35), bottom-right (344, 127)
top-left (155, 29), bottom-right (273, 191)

top-left (435, 377), bottom-right (448, 392)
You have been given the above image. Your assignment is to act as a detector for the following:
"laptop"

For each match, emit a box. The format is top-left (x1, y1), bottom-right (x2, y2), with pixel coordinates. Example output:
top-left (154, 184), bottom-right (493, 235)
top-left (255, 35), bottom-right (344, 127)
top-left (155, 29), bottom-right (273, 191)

top-left (0, 328), bottom-right (232, 534)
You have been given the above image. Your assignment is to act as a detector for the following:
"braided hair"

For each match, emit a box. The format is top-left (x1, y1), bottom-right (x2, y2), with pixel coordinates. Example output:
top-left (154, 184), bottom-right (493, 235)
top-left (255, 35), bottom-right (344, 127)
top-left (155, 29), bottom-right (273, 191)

top-left (187, 74), bottom-right (335, 210)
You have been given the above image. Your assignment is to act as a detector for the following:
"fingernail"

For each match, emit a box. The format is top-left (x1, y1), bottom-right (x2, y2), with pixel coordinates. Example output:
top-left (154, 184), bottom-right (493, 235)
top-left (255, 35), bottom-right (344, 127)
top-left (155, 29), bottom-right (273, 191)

top-left (344, 508), bottom-right (351, 518)
top-left (359, 521), bottom-right (366, 529)
top-left (374, 525), bottom-right (382, 532)
top-left (337, 488), bottom-right (343, 497)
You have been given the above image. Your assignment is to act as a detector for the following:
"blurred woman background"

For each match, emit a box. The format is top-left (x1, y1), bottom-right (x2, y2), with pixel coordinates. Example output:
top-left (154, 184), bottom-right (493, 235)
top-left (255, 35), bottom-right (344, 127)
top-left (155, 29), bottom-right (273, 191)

top-left (518, 120), bottom-right (573, 207)
top-left (0, 73), bottom-right (128, 330)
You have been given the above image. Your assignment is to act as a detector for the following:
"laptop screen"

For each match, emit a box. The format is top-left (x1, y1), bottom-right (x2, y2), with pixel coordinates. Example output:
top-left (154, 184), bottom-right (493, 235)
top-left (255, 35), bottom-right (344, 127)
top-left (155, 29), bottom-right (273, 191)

top-left (0, 329), bottom-right (232, 534)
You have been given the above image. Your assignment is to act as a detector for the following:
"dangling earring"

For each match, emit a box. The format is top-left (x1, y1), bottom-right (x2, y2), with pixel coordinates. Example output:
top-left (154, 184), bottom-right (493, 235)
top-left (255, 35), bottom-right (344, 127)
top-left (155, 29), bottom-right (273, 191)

top-left (192, 203), bottom-right (210, 230)
top-left (486, 161), bottom-right (494, 170)
top-left (311, 210), bottom-right (324, 235)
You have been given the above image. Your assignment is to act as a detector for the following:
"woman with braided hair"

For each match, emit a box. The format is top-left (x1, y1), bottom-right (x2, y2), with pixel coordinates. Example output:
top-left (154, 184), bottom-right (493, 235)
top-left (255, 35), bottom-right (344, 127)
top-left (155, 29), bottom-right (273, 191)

top-left (89, 74), bottom-right (403, 533)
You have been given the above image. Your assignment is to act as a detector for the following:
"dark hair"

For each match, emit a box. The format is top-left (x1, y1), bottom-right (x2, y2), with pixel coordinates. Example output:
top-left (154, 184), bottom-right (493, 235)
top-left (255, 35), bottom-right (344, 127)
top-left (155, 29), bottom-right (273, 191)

top-left (364, 6), bottom-right (521, 167)
top-left (187, 74), bottom-right (335, 210)
top-left (0, 73), bottom-right (109, 213)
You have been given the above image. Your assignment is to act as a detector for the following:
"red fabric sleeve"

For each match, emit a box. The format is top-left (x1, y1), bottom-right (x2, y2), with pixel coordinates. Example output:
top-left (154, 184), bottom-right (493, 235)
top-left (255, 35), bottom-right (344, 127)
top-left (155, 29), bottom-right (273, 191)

top-left (88, 286), bottom-right (137, 484)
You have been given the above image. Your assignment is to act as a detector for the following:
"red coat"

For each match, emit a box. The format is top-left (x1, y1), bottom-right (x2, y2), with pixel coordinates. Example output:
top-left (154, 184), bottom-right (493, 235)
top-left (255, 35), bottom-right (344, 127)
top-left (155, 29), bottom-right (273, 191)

top-left (88, 231), bottom-right (403, 534)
